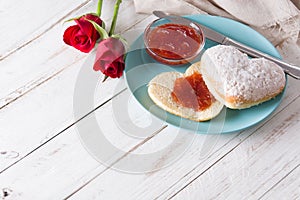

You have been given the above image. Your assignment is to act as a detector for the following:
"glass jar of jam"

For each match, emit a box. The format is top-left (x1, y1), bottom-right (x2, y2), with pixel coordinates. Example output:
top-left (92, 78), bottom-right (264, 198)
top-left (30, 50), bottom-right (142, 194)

top-left (144, 19), bottom-right (205, 65)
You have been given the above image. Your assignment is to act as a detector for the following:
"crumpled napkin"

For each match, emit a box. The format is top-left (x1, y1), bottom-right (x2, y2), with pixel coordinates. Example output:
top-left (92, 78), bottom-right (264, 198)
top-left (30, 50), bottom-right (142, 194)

top-left (134, 0), bottom-right (300, 66)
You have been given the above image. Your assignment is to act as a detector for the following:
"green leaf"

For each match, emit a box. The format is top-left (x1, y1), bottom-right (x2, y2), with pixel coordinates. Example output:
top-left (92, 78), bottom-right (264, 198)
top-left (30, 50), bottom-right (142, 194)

top-left (87, 20), bottom-right (109, 39)
top-left (88, 12), bottom-right (99, 17)
top-left (64, 15), bottom-right (82, 23)
top-left (111, 34), bottom-right (128, 47)
top-left (86, 12), bottom-right (106, 28)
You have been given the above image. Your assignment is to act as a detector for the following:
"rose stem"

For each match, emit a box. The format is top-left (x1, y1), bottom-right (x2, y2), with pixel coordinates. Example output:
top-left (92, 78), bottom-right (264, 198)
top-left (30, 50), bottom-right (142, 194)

top-left (108, 0), bottom-right (122, 36)
top-left (96, 0), bottom-right (103, 17)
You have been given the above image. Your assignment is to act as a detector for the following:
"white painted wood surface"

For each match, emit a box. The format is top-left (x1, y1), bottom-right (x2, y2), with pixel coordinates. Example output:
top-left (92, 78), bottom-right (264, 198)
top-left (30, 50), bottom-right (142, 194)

top-left (0, 0), bottom-right (299, 199)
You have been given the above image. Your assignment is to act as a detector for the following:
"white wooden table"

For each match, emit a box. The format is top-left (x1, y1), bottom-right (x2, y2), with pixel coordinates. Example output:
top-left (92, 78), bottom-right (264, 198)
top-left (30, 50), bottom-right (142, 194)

top-left (1, 0), bottom-right (300, 199)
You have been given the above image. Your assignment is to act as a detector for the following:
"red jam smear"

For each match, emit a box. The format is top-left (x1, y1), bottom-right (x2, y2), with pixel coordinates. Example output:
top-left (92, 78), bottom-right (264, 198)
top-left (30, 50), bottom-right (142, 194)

top-left (147, 23), bottom-right (202, 62)
top-left (171, 72), bottom-right (214, 111)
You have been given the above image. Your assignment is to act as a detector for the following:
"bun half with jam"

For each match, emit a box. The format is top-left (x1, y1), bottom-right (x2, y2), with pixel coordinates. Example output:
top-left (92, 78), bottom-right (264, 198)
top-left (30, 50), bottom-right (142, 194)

top-left (148, 62), bottom-right (224, 122)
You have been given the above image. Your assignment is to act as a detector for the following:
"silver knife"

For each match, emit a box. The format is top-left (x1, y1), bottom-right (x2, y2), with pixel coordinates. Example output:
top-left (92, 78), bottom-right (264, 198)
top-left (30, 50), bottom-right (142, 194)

top-left (153, 11), bottom-right (300, 79)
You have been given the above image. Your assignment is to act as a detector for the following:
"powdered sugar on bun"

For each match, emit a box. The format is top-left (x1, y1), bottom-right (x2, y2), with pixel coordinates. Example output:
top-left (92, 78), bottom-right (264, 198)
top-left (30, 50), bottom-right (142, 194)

top-left (201, 45), bottom-right (286, 109)
top-left (248, 58), bottom-right (286, 100)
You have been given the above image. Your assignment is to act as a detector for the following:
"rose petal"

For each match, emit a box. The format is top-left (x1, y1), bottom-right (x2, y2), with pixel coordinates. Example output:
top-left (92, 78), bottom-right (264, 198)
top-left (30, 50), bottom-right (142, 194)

top-left (76, 20), bottom-right (93, 37)
top-left (63, 25), bottom-right (80, 45)
top-left (93, 37), bottom-right (126, 78)
top-left (76, 14), bottom-right (102, 41)
top-left (84, 14), bottom-right (102, 26)
top-left (93, 51), bottom-right (115, 71)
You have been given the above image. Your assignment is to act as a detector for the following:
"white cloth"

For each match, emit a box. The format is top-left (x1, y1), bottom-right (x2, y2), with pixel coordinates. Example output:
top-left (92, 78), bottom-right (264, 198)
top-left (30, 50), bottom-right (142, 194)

top-left (134, 0), bottom-right (300, 65)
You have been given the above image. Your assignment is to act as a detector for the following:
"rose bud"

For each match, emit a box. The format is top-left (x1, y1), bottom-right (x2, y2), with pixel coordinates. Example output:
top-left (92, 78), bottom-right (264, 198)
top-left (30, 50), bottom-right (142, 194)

top-left (63, 14), bottom-right (103, 53)
top-left (93, 37), bottom-right (126, 78)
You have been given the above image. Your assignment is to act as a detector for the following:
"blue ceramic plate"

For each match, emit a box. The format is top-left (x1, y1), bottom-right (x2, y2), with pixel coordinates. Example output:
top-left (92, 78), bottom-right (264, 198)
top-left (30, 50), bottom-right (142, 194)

top-left (124, 15), bottom-right (285, 134)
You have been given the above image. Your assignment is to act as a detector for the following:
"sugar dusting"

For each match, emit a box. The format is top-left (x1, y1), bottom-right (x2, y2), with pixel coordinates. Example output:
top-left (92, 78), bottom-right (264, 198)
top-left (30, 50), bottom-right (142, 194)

top-left (205, 45), bottom-right (285, 102)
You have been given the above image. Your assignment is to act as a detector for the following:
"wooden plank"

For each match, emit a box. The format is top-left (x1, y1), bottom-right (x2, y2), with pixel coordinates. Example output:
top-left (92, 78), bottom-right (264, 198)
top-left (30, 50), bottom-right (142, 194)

top-left (1, 1), bottom-right (299, 199)
top-left (0, 69), bottom-right (298, 200)
top-left (0, 88), bottom-right (168, 199)
top-left (0, 2), bottom-right (152, 173)
top-left (0, 0), bottom-right (90, 60)
top-left (0, 55), bottom-right (134, 172)
top-left (260, 164), bottom-right (300, 199)
top-left (63, 78), bottom-right (300, 199)
top-left (168, 91), bottom-right (300, 199)
top-left (0, 82), bottom-right (236, 199)
top-left (0, 126), bottom-right (103, 200)
top-left (0, 0), bottom-right (91, 106)
top-left (157, 78), bottom-right (300, 199)
top-left (0, 56), bottom-right (88, 172)
top-left (68, 132), bottom-right (239, 199)
top-left (0, 0), bottom-right (149, 109)
top-left (0, 1), bottom-right (151, 172)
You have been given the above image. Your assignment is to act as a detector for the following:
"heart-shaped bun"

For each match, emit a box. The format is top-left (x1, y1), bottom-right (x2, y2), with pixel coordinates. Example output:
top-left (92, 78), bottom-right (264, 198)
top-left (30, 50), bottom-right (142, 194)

top-left (201, 45), bottom-right (286, 109)
top-left (148, 62), bottom-right (224, 121)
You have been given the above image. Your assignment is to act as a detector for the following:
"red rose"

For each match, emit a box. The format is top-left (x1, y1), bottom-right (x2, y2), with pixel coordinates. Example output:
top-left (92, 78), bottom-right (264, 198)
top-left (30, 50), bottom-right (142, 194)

top-left (63, 14), bottom-right (102, 53)
top-left (93, 37), bottom-right (125, 78)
